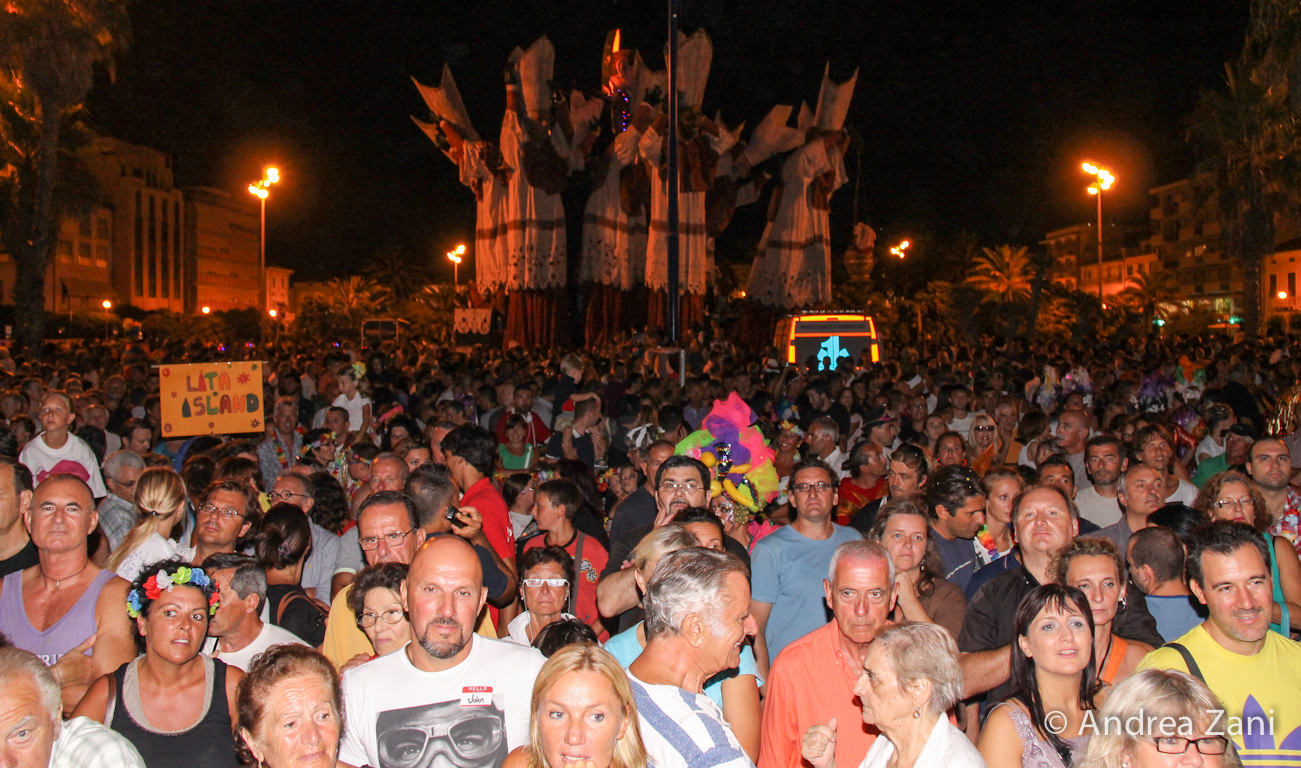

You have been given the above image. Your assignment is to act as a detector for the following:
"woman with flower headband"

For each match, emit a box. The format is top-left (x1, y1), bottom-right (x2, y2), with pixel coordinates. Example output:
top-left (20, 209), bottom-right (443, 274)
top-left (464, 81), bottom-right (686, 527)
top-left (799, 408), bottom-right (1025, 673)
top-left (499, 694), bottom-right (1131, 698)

top-left (73, 557), bottom-right (243, 768)
top-left (332, 362), bottom-right (372, 439)
top-left (297, 427), bottom-right (342, 476)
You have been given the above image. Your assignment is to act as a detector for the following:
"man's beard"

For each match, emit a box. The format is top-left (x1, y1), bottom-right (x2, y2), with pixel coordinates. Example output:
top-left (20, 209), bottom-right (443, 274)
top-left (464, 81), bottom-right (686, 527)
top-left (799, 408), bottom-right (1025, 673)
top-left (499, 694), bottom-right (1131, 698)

top-left (418, 617), bottom-right (470, 659)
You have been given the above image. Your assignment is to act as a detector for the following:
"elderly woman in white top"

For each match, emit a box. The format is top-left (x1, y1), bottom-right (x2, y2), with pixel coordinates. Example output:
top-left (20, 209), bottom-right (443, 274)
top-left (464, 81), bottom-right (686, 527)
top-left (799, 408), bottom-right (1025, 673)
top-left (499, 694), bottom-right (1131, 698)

top-left (803, 622), bottom-right (985, 768)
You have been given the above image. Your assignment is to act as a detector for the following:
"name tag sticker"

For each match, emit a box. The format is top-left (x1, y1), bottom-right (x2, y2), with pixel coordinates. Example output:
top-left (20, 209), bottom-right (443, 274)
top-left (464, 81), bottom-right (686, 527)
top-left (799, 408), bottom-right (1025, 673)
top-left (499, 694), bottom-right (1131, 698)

top-left (461, 686), bottom-right (493, 707)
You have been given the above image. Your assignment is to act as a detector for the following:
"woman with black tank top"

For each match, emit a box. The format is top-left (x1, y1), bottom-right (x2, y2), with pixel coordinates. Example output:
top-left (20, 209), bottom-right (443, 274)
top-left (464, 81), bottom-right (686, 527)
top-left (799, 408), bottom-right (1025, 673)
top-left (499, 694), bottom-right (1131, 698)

top-left (72, 558), bottom-right (242, 768)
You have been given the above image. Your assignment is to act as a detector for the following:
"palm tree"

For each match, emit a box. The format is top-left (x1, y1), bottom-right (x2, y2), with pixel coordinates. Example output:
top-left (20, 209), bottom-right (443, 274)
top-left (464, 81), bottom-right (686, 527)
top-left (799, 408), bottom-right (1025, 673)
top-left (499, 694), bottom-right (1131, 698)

top-left (362, 245), bottom-right (432, 301)
top-left (0, 1), bottom-right (129, 350)
top-left (964, 244), bottom-right (1034, 337)
top-left (1118, 269), bottom-right (1181, 329)
top-left (965, 245), bottom-right (1033, 305)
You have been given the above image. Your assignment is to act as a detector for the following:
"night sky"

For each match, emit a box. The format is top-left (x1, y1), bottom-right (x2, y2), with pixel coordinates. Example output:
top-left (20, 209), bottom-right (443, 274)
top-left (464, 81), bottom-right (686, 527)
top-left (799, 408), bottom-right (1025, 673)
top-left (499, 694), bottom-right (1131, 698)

top-left (84, 1), bottom-right (1250, 282)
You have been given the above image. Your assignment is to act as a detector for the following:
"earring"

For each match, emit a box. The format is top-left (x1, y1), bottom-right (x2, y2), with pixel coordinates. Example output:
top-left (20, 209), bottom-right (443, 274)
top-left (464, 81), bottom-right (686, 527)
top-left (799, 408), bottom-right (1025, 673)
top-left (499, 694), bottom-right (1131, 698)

top-left (912, 706), bottom-right (921, 719)
top-left (1118, 595), bottom-right (1127, 612)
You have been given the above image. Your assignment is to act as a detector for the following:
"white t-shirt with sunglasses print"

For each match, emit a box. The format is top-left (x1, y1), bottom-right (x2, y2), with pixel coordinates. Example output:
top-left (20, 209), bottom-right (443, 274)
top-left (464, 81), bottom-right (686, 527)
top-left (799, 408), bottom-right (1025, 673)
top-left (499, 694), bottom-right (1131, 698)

top-left (339, 635), bottom-right (545, 768)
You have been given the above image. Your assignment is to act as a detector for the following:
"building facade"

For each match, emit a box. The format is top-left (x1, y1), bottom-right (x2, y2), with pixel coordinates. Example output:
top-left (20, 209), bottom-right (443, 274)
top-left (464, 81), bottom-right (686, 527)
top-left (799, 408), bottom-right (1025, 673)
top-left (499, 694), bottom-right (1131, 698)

top-left (184, 186), bottom-right (261, 313)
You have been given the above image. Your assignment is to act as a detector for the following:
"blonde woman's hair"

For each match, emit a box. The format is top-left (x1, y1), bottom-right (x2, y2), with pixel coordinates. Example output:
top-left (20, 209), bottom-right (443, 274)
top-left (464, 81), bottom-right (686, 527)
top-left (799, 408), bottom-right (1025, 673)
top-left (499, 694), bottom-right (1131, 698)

top-left (107, 467), bottom-right (187, 571)
top-left (630, 523), bottom-right (698, 577)
top-left (526, 643), bottom-right (646, 768)
top-left (1078, 669), bottom-right (1242, 768)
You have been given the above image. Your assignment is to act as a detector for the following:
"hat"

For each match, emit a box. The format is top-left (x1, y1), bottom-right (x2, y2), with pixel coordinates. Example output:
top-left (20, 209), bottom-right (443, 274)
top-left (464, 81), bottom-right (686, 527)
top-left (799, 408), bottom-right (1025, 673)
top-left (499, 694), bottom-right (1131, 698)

top-left (863, 407), bottom-right (896, 430)
top-left (1226, 423), bottom-right (1256, 440)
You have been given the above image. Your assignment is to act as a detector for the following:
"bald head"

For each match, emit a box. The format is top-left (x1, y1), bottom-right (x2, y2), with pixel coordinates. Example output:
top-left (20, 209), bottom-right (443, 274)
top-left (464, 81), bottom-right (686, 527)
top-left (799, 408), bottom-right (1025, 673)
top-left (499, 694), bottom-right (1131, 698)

top-left (403, 535), bottom-right (486, 669)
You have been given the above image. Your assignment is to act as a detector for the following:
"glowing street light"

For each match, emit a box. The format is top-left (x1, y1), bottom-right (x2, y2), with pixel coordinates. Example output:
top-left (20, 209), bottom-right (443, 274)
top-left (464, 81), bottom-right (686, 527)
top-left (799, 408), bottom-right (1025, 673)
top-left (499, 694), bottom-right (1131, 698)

top-left (447, 243), bottom-right (466, 285)
top-left (1082, 161), bottom-right (1116, 308)
top-left (247, 165), bottom-right (281, 313)
top-left (201, 305), bottom-right (211, 315)
top-left (890, 240), bottom-right (910, 259)
top-left (100, 299), bottom-right (112, 340)
top-left (268, 308), bottom-right (278, 319)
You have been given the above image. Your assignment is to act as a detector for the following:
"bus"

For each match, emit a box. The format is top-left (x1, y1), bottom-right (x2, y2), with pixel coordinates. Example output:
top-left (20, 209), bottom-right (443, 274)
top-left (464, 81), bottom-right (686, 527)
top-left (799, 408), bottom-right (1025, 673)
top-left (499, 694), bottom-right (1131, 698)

top-left (774, 312), bottom-right (880, 370)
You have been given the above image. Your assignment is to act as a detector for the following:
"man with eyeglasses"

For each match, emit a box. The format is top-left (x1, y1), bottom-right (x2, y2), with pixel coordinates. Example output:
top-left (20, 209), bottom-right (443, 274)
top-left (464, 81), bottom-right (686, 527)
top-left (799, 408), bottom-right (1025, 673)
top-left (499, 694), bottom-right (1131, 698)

top-left (1138, 521), bottom-right (1301, 765)
top-left (269, 472), bottom-right (337, 601)
top-left (96, 450), bottom-right (145, 552)
top-left (597, 455), bottom-right (748, 631)
top-left (256, 396), bottom-right (303, 488)
top-left (750, 458), bottom-right (864, 678)
top-left (760, 540), bottom-right (896, 768)
top-left (322, 491), bottom-right (428, 668)
top-left (200, 553), bottom-right (306, 671)
top-left (190, 479), bottom-right (258, 568)
top-left (339, 535), bottom-right (544, 768)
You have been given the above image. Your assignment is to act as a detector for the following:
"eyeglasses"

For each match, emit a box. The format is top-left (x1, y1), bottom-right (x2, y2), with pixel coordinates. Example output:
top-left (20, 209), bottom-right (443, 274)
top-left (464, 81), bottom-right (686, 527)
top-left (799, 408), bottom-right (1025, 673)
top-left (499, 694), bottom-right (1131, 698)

top-left (791, 481), bottom-right (836, 494)
top-left (973, 425), bottom-right (996, 432)
top-left (359, 529), bottom-right (415, 550)
top-left (199, 504), bottom-right (246, 521)
top-left (521, 578), bottom-right (568, 588)
top-left (1150, 736), bottom-right (1229, 755)
top-left (378, 713), bottom-right (505, 767)
top-left (357, 608), bottom-right (405, 629)
top-left (658, 480), bottom-right (703, 493)
top-left (1214, 497), bottom-right (1254, 509)
top-left (267, 489), bottom-right (308, 503)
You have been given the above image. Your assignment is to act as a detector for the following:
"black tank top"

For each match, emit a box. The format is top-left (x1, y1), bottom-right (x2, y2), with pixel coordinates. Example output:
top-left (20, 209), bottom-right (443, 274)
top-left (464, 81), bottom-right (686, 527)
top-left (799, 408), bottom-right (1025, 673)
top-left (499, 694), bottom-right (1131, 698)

top-left (109, 656), bottom-right (239, 768)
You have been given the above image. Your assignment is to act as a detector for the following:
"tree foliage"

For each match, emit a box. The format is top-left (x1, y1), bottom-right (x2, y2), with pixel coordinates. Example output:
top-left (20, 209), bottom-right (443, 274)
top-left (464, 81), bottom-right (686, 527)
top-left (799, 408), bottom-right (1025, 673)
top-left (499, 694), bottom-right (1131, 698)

top-left (0, 0), bottom-right (129, 351)
top-left (1188, 0), bottom-right (1301, 336)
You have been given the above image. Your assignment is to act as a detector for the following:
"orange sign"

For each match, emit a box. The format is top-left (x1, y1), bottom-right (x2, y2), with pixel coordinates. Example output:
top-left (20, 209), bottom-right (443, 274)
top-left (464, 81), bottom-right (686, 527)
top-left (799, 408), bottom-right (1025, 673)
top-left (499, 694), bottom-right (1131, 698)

top-left (159, 362), bottom-right (264, 437)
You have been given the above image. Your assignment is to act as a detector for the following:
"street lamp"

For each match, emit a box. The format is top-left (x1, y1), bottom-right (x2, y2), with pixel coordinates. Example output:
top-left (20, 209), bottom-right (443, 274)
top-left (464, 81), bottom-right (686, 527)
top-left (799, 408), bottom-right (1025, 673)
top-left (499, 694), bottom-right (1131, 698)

top-left (1082, 162), bottom-right (1116, 308)
top-left (247, 165), bottom-right (280, 313)
top-left (201, 305), bottom-right (211, 315)
top-left (890, 240), bottom-right (910, 259)
top-left (446, 243), bottom-right (466, 286)
top-left (100, 299), bottom-right (112, 340)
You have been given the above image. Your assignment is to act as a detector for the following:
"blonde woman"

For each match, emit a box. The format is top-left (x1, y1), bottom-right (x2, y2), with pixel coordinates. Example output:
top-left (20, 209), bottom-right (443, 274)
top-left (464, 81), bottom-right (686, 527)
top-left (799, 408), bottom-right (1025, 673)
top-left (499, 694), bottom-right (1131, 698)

top-left (1077, 669), bottom-right (1240, 768)
top-left (503, 643), bottom-right (647, 768)
top-left (107, 467), bottom-right (191, 582)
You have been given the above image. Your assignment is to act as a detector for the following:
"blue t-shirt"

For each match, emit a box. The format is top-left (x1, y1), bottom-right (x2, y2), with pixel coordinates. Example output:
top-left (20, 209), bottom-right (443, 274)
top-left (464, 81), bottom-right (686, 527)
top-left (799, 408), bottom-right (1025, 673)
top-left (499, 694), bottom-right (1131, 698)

top-left (1144, 594), bottom-right (1204, 642)
top-left (750, 524), bottom-right (863, 662)
top-left (604, 623), bottom-right (762, 710)
top-left (930, 526), bottom-right (978, 592)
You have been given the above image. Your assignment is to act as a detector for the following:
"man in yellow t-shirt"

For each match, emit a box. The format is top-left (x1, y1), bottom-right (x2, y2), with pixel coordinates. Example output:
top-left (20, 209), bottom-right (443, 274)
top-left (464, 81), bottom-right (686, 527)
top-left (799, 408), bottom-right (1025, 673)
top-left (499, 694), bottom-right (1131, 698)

top-left (1138, 522), bottom-right (1301, 766)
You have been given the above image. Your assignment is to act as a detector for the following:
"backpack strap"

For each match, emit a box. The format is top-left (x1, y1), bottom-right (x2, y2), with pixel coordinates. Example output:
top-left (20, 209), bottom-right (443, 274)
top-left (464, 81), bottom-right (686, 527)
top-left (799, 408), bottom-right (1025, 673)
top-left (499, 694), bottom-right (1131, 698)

top-left (1162, 642), bottom-right (1204, 682)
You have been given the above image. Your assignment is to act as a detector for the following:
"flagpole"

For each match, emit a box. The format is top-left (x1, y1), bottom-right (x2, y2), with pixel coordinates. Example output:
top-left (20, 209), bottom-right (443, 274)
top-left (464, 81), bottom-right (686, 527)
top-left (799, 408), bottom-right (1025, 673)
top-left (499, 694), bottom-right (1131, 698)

top-left (666, 0), bottom-right (680, 344)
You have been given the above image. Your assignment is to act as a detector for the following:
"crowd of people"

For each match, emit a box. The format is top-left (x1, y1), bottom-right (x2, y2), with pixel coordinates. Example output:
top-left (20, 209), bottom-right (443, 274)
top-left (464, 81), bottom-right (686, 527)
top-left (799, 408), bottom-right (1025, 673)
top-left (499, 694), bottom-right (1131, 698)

top-left (0, 330), bottom-right (1297, 768)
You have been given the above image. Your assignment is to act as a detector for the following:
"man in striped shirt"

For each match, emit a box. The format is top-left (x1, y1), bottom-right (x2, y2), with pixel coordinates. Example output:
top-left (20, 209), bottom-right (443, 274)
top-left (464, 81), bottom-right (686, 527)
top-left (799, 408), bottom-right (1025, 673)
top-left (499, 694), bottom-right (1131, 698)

top-left (627, 547), bottom-right (757, 768)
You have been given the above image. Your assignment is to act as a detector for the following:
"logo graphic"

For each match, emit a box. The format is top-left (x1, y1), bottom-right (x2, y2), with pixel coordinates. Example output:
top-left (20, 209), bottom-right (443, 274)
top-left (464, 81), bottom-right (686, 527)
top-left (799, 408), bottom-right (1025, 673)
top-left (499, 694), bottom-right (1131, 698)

top-left (817, 336), bottom-right (851, 371)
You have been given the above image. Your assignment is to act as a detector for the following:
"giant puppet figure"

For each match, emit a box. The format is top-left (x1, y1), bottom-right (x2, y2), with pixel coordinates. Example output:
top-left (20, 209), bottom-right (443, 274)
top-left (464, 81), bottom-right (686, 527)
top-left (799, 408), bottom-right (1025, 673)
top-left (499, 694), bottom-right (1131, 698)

top-left (641, 29), bottom-right (717, 333)
top-left (746, 65), bottom-right (858, 312)
top-left (414, 37), bottom-right (572, 349)
top-left (579, 31), bottom-right (657, 344)
top-left (412, 67), bottom-right (508, 302)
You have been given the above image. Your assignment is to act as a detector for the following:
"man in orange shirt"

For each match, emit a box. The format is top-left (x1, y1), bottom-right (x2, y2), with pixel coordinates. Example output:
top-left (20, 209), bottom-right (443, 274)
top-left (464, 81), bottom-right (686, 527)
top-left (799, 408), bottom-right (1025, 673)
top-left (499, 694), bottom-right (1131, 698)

top-left (758, 539), bottom-right (896, 768)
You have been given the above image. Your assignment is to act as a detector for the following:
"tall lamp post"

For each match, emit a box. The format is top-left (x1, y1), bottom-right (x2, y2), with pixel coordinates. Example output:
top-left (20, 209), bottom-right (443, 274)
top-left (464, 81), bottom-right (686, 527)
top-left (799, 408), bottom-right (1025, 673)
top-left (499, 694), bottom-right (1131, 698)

top-left (446, 243), bottom-right (466, 287)
top-left (247, 166), bottom-right (280, 314)
top-left (1082, 162), bottom-right (1115, 308)
top-left (101, 299), bottom-right (112, 341)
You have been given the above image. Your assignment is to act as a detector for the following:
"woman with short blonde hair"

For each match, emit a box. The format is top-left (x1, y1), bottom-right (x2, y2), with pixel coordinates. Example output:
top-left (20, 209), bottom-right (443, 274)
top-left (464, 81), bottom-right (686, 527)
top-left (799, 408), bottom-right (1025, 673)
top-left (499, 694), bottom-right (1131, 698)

top-left (1078, 669), bottom-right (1241, 768)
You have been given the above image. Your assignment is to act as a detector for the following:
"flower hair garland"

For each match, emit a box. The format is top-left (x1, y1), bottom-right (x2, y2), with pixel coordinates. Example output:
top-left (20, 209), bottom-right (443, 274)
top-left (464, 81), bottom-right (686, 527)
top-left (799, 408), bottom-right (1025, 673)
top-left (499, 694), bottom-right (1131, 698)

top-left (350, 361), bottom-right (367, 380)
top-left (127, 565), bottom-right (219, 619)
